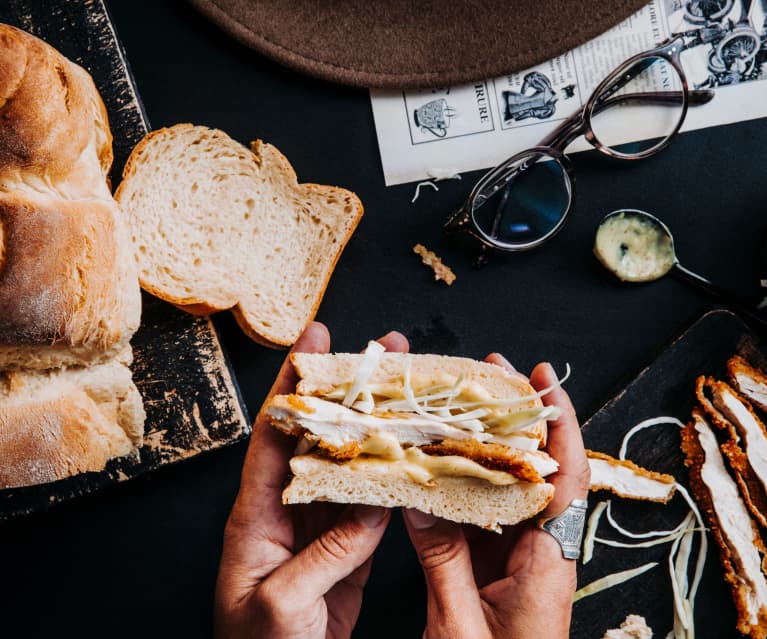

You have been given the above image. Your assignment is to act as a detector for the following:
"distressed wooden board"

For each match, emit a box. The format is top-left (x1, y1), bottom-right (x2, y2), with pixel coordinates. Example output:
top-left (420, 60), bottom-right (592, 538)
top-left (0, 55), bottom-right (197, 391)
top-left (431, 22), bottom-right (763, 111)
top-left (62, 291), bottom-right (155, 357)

top-left (572, 309), bottom-right (764, 639)
top-left (0, 0), bottom-right (250, 520)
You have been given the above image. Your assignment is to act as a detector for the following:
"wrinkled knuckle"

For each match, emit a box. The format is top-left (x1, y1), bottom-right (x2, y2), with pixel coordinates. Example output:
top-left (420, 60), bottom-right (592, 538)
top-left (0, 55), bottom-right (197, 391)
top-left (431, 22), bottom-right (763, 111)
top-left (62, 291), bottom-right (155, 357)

top-left (418, 541), bottom-right (463, 572)
top-left (316, 526), bottom-right (356, 564)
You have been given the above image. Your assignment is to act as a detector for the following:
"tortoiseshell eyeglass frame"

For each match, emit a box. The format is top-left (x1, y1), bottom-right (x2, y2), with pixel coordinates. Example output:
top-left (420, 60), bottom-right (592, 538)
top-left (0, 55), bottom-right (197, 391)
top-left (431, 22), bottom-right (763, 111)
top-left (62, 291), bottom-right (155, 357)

top-left (445, 35), bottom-right (715, 262)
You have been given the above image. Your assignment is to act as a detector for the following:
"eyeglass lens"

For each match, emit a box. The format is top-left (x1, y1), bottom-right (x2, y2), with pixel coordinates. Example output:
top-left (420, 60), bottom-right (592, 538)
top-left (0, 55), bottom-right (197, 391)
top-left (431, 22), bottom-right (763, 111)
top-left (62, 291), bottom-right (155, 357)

top-left (471, 152), bottom-right (571, 248)
top-left (590, 55), bottom-right (685, 157)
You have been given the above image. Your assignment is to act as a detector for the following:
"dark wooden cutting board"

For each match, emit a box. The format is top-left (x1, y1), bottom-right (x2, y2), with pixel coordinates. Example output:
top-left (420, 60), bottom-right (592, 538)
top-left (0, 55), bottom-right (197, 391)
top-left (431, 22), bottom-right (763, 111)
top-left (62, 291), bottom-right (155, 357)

top-left (0, 0), bottom-right (250, 520)
top-left (572, 309), bottom-right (765, 638)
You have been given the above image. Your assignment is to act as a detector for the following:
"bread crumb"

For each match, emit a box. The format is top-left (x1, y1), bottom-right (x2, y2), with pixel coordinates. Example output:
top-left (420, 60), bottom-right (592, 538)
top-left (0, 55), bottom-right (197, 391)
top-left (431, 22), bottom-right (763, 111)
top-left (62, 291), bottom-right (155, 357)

top-left (413, 244), bottom-right (456, 286)
top-left (602, 614), bottom-right (652, 639)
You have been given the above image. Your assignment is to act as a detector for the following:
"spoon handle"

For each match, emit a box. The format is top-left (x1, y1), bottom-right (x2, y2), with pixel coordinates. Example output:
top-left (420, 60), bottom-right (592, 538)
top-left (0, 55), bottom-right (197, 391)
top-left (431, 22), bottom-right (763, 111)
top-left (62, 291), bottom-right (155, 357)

top-left (672, 263), bottom-right (767, 330)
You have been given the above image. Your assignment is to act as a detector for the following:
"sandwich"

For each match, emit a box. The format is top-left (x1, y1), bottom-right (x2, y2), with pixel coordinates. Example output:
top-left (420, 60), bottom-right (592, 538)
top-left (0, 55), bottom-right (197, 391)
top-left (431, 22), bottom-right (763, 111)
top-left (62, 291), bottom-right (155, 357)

top-left (265, 342), bottom-right (564, 531)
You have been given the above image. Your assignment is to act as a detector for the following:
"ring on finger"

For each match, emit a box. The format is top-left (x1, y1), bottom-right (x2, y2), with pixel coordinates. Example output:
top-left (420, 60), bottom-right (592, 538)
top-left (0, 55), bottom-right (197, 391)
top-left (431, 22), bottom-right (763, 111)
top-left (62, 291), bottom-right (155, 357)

top-left (537, 498), bottom-right (588, 560)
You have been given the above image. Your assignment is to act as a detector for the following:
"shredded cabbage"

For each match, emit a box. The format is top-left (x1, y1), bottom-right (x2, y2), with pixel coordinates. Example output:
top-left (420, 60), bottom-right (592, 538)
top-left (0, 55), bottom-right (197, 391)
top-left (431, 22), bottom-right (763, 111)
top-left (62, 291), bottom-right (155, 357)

top-left (606, 500), bottom-right (691, 540)
top-left (336, 350), bottom-right (566, 439)
top-left (592, 530), bottom-right (697, 550)
top-left (451, 363), bottom-right (572, 410)
top-left (619, 416), bottom-right (686, 460)
top-left (573, 562), bottom-right (658, 603)
top-left (343, 341), bottom-right (385, 408)
top-left (601, 417), bottom-right (708, 639)
top-left (583, 500), bottom-right (608, 564)
top-left (485, 406), bottom-right (562, 436)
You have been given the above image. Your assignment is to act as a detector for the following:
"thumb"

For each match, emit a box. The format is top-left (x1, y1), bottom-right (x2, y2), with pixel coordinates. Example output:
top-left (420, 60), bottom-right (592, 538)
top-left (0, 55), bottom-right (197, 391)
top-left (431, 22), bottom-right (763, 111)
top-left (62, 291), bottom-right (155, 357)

top-left (404, 509), bottom-right (489, 638)
top-left (266, 505), bottom-right (390, 605)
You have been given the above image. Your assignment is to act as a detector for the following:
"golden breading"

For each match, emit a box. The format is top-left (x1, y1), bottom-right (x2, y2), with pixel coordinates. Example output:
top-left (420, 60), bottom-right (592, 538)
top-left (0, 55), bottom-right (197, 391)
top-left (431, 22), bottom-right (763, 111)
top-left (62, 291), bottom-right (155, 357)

top-left (720, 438), bottom-right (767, 529)
top-left (313, 437), bottom-right (544, 483)
top-left (316, 439), bottom-right (361, 461)
top-left (681, 412), bottom-right (767, 639)
top-left (695, 376), bottom-right (740, 441)
top-left (419, 438), bottom-right (544, 482)
top-left (696, 376), bottom-right (767, 528)
top-left (586, 449), bottom-right (675, 503)
top-left (413, 244), bottom-right (456, 286)
top-left (729, 355), bottom-right (767, 414)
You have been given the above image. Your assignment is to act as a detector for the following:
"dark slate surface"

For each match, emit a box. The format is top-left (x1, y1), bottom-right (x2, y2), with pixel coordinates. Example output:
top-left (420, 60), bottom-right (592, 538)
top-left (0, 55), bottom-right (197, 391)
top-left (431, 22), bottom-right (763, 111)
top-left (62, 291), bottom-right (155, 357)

top-left (0, 0), bottom-right (249, 521)
top-left (1, 0), bottom-right (767, 637)
top-left (575, 309), bottom-right (762, 639)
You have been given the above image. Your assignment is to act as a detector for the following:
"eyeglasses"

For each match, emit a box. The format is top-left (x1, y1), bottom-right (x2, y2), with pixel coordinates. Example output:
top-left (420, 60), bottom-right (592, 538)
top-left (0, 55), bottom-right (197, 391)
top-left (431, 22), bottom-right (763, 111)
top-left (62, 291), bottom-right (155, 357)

top-left (444, 36), bottom-right (714, 261)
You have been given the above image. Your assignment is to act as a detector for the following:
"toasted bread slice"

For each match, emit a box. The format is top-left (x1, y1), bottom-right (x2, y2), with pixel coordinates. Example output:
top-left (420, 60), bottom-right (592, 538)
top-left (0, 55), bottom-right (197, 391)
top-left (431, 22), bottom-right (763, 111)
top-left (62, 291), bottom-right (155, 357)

top-left (115, 124), bottom-right (363, 347)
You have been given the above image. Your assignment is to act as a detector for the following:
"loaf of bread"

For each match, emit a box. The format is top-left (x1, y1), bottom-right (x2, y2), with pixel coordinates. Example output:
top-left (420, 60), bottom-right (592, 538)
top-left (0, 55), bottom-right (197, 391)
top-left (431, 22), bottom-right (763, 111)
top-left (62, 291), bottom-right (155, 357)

top-left (0, 24), bottom-right (140, 369)
top-left (115, 124), bottom-right (364, 347)
top-left (0, 354), bottom-right (144, 489)
top-left (0, 24), bottom-right (144, 488)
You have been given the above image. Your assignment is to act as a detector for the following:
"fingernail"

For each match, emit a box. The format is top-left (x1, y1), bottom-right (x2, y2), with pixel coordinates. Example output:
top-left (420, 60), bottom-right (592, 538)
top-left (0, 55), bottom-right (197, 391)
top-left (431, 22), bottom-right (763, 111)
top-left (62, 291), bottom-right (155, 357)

top-left (491, 353), bottom-right (515, 371)
top-left (355, 505), bottom-right (388, 528)
top-left (405, 508), bottom-right (438, 529)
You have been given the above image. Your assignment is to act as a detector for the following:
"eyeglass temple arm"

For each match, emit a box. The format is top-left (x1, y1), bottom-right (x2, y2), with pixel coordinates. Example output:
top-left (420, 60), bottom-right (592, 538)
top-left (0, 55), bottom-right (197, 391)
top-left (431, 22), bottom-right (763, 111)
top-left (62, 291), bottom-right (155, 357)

top-left (595, 89), bottom-right (714, 112)
top-left (472, 88), bottom-right (714, 204)
top-left (538, 87), bottom-right (713, 150)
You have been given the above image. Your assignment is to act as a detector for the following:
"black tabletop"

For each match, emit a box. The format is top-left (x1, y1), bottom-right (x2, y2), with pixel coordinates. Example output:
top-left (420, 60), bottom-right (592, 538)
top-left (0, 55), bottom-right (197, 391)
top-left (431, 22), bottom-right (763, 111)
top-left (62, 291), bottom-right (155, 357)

top-left (2, 1), bottom-right (766, 637)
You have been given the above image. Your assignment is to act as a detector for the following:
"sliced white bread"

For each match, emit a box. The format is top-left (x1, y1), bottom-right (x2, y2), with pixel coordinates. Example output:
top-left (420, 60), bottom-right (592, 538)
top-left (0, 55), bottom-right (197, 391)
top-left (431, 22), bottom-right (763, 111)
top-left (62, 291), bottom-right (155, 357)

top-left (0, 354), bottom-right (145, 488)
top-left (115, 124), bottom-right (364, 347)
top-left (285, 454), bottom-right (554, 532)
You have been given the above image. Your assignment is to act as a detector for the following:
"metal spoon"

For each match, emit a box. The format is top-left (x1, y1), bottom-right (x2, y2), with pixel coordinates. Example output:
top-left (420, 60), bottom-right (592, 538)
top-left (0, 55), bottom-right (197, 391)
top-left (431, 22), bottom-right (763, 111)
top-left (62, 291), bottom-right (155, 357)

top-left (594, 209), bottom-right (767, 329)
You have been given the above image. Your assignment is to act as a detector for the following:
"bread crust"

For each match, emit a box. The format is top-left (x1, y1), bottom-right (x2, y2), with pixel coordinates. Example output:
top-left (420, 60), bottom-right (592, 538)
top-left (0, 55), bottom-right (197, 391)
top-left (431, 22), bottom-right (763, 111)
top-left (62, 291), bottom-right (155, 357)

top-left (0, 359), bottom-right (145, 488)
top-left (0, 24), bottom-right (112, 193)
top-left (0, 24), bottom-right (144, 484)
top-left (0, 24), bottom-right (140, 369)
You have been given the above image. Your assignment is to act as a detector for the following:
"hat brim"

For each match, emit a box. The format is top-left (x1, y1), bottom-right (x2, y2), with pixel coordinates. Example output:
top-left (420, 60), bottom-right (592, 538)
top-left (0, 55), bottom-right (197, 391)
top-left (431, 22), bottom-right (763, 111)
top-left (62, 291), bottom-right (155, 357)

top-left (189, 0), bottom-right (651, 89)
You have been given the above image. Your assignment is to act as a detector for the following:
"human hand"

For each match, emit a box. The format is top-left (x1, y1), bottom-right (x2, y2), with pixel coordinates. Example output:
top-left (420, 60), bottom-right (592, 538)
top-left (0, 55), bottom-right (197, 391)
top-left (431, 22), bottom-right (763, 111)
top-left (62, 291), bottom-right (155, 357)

top-left (403, 356), bottom-right (590, 639)
top-left (214, 322), bottom-right (409, 639)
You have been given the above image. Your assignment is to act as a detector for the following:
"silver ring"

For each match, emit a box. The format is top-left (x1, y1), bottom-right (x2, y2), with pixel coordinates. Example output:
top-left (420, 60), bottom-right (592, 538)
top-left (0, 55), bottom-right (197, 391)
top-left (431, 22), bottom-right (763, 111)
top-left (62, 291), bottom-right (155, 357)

top-left (538, 498), bottom-right (588, 560)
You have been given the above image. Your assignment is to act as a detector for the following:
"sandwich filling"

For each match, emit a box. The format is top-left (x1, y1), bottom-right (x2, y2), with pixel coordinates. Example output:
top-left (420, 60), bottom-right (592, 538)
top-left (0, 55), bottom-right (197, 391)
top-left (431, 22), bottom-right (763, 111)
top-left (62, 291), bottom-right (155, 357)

top-left (730, 355), bottom-right (767, 414)
top-left (267, 343), bottom-right (562, 487)
top-left (586, 450), bottom-right (676, 503)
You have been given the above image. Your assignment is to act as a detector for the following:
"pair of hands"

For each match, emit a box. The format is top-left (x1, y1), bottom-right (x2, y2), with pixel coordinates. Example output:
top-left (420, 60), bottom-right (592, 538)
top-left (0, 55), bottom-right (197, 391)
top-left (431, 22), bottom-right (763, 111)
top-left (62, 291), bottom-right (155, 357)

top-left (214, 322), bottom-right (590, 639)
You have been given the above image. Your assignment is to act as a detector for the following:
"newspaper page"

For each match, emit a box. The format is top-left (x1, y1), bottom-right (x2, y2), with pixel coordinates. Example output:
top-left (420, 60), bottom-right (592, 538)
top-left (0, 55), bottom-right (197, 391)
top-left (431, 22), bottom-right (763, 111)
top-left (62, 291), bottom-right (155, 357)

top-left (370, 0), bottom-right (767, 186)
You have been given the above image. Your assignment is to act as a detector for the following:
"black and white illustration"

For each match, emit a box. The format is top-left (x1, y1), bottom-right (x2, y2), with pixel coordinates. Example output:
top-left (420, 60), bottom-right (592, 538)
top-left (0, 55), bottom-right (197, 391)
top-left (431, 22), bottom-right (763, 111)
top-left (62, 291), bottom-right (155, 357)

top-left (412, 98), bottom-right (457, 138)
top-left (667, 0), bottom-right (767, 86)
top-left (501, 72), bottom-right (558, 122)
top-left (494, 52), bottom-right (581, 131)
top-left (404, 83), bottom-right (495, 145)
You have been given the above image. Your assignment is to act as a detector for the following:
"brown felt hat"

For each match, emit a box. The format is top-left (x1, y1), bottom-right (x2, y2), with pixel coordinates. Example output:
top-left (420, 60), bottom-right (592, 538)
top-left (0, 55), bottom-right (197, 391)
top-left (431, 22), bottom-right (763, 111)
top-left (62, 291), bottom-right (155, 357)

top-left (189, 0), bottom-right (649, 89)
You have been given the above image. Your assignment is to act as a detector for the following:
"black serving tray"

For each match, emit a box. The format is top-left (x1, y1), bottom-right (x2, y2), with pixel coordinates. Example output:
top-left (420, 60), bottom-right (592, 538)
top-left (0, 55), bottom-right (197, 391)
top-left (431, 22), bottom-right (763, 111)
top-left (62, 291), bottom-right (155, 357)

top-left (0, 0), bottom-right (250, 520)
top-left (572, 309), bottom-right (764, 639)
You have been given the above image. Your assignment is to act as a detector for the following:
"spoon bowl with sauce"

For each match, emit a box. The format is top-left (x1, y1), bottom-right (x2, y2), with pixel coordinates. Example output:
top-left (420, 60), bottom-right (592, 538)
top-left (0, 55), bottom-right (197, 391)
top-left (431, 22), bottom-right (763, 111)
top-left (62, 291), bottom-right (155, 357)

top-left (594, 209), bottom-right (767, 329)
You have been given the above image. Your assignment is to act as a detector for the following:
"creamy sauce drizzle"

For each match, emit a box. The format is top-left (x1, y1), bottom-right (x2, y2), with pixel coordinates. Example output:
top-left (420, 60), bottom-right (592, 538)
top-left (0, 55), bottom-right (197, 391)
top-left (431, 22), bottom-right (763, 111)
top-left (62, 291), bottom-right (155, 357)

top-left (594, 212), bottom-right (676, 282)
top-left (349, 431), bottom-right (518, 486)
